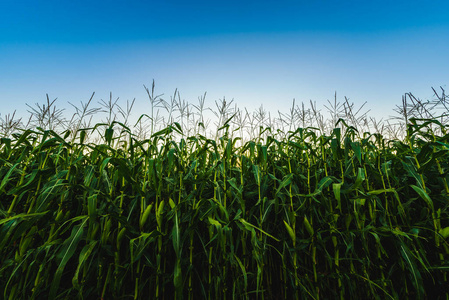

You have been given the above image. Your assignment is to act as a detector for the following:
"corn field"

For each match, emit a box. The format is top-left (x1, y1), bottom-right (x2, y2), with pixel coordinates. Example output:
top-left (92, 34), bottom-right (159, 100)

top-left (1, 85), bottom-right (449, 299)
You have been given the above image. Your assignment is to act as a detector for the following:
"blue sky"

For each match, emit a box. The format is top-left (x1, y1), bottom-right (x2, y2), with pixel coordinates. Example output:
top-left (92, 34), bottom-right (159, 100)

top-left (1, 0), bottom-right (448, 126)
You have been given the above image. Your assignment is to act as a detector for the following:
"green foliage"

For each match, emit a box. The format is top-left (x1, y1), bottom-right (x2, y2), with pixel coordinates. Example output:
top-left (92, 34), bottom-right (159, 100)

top-left (1, 111), bottom-right (449, 299)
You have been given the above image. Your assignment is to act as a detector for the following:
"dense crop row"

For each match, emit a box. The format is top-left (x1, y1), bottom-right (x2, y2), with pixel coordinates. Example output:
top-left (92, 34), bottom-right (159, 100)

top-left (1, 115), bottom-right (449, 299)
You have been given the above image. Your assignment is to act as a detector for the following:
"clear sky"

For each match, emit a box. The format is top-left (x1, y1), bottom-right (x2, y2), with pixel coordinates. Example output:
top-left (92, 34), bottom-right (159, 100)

top-left (1, 0), bottom-right (448, 126)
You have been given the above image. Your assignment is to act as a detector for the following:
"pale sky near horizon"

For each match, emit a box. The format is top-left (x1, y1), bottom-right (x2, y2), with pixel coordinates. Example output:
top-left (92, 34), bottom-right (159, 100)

top-left (1, 0), bottom-right (448, 127)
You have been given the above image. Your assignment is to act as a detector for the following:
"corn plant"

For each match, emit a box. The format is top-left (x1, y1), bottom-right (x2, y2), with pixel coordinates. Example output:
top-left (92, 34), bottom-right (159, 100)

top-left (1, 85), bottom-right (449, 299)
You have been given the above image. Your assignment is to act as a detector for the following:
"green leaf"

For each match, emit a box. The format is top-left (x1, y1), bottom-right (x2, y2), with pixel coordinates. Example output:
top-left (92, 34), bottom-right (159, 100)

top-left (439, 227), bottom-right (449, 239)
top-left (410, 185), bottom-right (434, 211)
top-left (333, 183), bottom-right (342, 209)
top-left (0, 212), bottom-right (48, 226)
top-left (313, 176), bottom-right (334, 195)
top-left (130, 231), bottom-right (160, 263)
top-left (208, 216), bottom-right (222, 228)
top-left (233, 253), bottom-right (248, 292)
top-left (50, 216), bottom-right (88, 299)
top-left (351, 141), bottom-right (362, 164)
top-left (172, 211), bottom-right (180, 257)
top-left (105, 127), bottom-right (114, 145)
top-left (72, 240), bottom-right (98, 290)
top-left (252, 164), bottom-right (260, 185)
top-left (239, 218), bottom-right (280, 242)
top-left (79, 129), bottom-right (86, 144)
top-left (0, 163), bottom-right (19, 193)
top-left (276, 173), bottom-right (293, 195)
top-left (352, 168), bottom-right (365, 191)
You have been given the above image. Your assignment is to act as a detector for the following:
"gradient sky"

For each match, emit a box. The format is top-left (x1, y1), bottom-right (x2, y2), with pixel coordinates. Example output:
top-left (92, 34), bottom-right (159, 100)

top-left (1, 0), bottom-right (449, 126)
